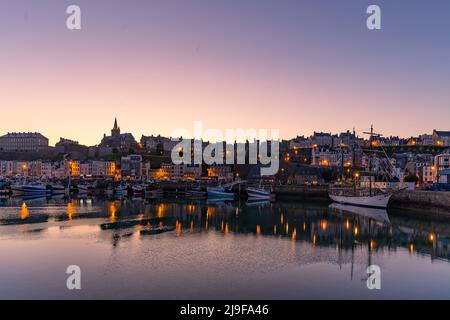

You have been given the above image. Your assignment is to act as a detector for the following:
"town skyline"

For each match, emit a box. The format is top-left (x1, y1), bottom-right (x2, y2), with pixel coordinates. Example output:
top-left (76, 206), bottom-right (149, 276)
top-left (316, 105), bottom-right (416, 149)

top-left (1, 117), bottom-right (450, 147)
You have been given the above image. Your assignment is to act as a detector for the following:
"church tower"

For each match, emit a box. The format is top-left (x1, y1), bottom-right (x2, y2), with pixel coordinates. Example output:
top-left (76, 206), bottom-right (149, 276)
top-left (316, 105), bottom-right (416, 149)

top-left (111, 117), bottom-right (121, 136)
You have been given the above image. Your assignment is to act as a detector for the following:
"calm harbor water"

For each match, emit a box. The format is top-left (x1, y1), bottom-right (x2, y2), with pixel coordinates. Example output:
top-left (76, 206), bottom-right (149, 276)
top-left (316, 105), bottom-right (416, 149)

top-left (0, 195), bottom-right (449, 299)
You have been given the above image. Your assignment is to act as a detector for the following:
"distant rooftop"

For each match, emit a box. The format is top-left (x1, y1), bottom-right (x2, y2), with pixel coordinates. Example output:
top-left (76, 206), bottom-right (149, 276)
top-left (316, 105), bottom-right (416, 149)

top-left (0, 132), bottom-right (48, 139)
top-left (434, 130), bottom-right (450, 137)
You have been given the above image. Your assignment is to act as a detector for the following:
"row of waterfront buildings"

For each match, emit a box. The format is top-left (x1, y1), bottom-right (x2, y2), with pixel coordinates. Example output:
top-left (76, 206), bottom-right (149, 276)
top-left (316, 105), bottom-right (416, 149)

top-left (1, 119), bottom-right (450, 185)
top-left (0, 156), bottom-right (204, 181)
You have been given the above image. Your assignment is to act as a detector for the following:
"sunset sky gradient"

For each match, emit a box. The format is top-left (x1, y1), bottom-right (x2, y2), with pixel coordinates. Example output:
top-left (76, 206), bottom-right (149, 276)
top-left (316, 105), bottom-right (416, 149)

top-left (1, 0), bottom-right (450, 145)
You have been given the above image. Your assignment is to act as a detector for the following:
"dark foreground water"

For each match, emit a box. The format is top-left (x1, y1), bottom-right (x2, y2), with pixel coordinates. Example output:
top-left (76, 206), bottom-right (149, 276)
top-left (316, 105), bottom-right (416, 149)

top-left (0, 195), bottom-right (450, 299)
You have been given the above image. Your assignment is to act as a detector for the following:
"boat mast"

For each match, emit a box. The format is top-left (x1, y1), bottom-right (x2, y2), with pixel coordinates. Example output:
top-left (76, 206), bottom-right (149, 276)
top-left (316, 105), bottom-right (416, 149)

top-left (363, 125), bottom-right (382, 197)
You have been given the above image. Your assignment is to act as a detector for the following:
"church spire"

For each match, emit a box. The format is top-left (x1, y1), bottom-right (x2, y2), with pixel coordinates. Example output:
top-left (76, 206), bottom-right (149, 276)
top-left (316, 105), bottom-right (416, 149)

top-left (111, 117), bottom-right (120, 136)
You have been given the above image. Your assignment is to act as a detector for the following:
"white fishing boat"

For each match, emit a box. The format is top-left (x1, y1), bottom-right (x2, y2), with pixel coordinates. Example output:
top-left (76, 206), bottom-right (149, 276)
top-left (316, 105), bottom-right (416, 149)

top-left (207, 186), bottom-right (235, 200)
top-left (12, 182), bottom-right (51, 195)
top-left (246, 185), bottom-right (275, 200)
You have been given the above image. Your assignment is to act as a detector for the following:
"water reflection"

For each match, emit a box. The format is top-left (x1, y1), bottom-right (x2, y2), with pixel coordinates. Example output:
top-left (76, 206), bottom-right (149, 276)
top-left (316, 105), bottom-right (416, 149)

top-left (20, 203), bottom-right (29, 220)
top-left (1, 196), bottom-right (450, 263)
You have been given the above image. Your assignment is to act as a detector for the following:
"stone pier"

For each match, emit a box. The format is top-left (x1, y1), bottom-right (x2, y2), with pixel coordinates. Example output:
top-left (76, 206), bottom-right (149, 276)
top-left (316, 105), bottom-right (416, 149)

top-left (390, 190), bottom-right (450, 216)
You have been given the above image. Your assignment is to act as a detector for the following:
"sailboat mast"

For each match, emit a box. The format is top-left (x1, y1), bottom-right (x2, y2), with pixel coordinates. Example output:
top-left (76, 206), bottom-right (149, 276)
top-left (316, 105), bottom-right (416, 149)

top-left (369, 125), bottom-right (373, 197)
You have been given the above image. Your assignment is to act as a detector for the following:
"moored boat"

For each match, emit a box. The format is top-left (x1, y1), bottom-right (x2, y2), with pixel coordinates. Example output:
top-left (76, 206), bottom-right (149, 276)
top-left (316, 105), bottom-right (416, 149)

top-left (12, 182), bottom-right (51, 195)
top-left (328, 125), bottom-right (402, 210)
top-left (246, 186), bottom-right (275, 200)
top-left (207, 186), bottom-right (235, 200)
top-left (328, 186), bottom-right (392, 209)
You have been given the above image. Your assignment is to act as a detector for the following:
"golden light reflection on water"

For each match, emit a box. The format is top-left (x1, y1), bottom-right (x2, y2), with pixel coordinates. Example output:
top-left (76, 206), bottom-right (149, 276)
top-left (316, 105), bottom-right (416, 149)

top-left (273, 225), bottom-right (277, 235)
top-left (190, 220), bottom-right (194, 233)
top-left (353, 226), bottom-right (358, 236)
top-left (285, 222), bottom-right (289, 234)
top-left (370, 240), bottom-right (376, 250)
top-left (303, 222), bottom-right (306, 231)
top-left (291, 228), bottom-right (296, 240)
top-left (108, 202), bottom-right (117, 222)
top-left (345, 219), bottom-right (350, 230)
top-left (186, 204), bottom-right (195, 214)
top-left (225, 223), bottom-right (229, 235)
top-left (409, 243), bottom-right (414, 253)
top-left (207, 207), bottom-right (215, 218)
top-left (67, 201), bottom-right (77, 220)
top-left (20, 202), bottom-right (29, 220)
top-left (157, 204), bottom-right (167, 217)
top-left (256, 225), bottom-right (261, 236)
top-left (312, 234), bottom-right (317, 247)
top-left (176, 220), bottom-right (182, 236)
top-left (280, 213), bottom-right (283, 225)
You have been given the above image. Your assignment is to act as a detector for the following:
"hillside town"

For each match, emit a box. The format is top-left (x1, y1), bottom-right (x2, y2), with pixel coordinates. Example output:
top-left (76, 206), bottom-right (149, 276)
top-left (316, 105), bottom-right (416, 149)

top-left (0, 119), bottom-right (449, 189)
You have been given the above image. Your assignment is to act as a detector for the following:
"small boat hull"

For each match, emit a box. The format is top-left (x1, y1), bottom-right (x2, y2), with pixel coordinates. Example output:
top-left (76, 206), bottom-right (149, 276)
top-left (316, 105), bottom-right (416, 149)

top-left (246, 187), bottom-right (274, 200)
top-left (12, 183), bottom-right (51, 195)
top-left (329, 193), bottom-right (391, 209)
top-left (207, 187), bottom-right (235, 199)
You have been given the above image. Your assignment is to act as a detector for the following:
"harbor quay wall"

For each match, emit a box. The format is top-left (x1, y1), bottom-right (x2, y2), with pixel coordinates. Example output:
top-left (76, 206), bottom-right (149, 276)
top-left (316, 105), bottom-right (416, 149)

top-left (390, 190), bottom-right (450, 215)
top-left (272, 185), bottom-right (450, 216)
top-left (274, 185), bottom-right (329, 199)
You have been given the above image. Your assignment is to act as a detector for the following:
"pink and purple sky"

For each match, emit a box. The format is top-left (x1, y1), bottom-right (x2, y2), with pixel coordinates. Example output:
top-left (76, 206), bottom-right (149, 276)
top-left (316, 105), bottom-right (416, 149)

top-left (1, 0), bottom-right (449, 146)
